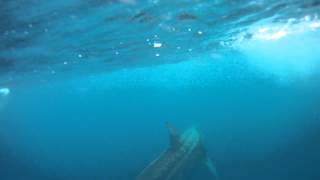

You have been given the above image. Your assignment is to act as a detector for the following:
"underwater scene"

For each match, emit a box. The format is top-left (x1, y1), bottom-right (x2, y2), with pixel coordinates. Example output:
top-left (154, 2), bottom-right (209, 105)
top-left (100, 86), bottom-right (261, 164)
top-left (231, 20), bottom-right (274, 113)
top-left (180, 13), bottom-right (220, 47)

top-left (1, 0), bottom-right (320, 179)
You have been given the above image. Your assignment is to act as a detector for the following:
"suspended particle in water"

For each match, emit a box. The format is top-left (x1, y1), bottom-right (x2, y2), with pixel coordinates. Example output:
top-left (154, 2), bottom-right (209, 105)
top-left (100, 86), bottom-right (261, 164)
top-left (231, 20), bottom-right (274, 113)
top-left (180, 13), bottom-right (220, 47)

top-left (155, 53), bottom-right (160, 57)
top-left (0, 87), bottom-right (10, 111)
top-left (0, 88), bottom-right (10, 97)
top-left (153, 42), bottom-right (162, 48)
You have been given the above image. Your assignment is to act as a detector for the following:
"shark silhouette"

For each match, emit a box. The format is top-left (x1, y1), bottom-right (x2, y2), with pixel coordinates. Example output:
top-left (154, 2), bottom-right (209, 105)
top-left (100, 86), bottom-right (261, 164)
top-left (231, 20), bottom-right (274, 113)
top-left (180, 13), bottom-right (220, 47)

top-left (136, 123), bottom-right (219, 180)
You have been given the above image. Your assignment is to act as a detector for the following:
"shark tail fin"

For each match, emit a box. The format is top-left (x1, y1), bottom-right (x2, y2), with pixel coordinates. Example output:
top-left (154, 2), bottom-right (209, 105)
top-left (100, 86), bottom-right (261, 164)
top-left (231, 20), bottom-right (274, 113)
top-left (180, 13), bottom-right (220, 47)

top-left (205, 157), bottom-right (219, 180)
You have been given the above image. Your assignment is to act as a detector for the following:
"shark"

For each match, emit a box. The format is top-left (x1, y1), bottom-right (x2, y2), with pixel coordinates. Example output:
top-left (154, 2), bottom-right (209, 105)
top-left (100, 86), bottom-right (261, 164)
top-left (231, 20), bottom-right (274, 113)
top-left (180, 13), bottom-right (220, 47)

top-left (136, 123), bottom-right (219, 180)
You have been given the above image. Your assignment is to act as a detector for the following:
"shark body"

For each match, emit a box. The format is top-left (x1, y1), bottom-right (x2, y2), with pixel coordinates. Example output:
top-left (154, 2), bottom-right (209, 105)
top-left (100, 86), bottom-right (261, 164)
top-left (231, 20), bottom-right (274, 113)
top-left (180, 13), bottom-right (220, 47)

top-left (136, 123), bottom-right (218, 180)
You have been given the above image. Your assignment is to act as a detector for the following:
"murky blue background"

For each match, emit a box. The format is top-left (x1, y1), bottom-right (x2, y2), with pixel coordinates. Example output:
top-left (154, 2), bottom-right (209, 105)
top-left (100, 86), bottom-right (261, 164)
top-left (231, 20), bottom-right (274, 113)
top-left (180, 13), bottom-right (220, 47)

top-left (1, 0), bottom-right (320, 179)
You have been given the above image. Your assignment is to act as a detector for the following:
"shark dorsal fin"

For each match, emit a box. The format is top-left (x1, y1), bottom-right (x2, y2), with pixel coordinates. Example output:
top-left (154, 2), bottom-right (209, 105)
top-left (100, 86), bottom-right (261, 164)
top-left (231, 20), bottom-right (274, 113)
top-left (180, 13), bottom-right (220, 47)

top-left (166, 122), bottom-right (181, 149)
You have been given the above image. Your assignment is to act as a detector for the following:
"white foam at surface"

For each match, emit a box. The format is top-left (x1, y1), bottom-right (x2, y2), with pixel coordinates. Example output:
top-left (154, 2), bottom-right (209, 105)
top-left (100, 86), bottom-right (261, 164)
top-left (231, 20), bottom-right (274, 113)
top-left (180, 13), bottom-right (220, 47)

top-left (233, 16), bottom-right (320, 81)
top-left (238, 32), bottom-right (320, 81)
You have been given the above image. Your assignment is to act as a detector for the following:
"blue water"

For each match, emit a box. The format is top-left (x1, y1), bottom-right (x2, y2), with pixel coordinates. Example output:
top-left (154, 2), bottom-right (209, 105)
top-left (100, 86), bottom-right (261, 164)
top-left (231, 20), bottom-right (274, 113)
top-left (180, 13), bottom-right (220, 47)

top-left (1, 0), bottom-right (320, 180)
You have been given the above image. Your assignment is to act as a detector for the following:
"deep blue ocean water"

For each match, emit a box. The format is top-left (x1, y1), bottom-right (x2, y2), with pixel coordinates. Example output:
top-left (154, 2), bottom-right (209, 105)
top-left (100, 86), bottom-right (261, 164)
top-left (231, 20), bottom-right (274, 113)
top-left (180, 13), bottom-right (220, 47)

top-left (1, 0), bottom-right (320, 180)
